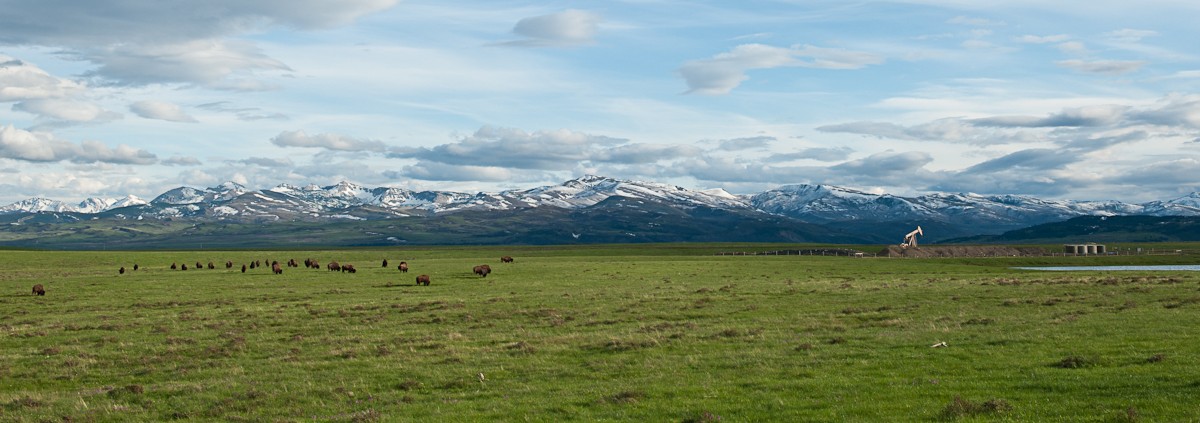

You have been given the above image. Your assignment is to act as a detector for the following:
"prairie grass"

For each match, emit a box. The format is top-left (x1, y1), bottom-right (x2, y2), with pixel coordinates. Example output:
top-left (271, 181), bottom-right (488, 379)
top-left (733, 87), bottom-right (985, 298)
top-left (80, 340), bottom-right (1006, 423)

top-left (0, 245), bottom-right (1198, 421)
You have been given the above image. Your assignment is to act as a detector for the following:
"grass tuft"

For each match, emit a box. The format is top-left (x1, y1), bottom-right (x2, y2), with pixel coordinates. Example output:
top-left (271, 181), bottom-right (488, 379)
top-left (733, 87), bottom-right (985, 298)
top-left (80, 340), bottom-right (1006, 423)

top-left (939, 396), bottom-right (1012, 419)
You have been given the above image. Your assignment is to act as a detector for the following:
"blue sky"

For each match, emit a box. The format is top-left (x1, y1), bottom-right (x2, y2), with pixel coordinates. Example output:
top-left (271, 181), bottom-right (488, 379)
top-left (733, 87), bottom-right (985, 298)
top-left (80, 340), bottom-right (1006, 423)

top-left (1, 0), bottom-right (1199, 205)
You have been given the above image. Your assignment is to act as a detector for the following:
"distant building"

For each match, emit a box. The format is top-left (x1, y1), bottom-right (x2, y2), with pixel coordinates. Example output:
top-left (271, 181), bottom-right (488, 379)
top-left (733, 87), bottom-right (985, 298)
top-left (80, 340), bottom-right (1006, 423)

top-left (1064, 243), bottom-right (1106, 255)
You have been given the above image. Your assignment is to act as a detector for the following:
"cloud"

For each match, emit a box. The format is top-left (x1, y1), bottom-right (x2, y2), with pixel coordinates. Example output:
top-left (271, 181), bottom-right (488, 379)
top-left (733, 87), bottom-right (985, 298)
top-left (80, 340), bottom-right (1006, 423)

top-left (1056, 41), bottom-right (1088, 55)
top-left (1015, 34), bottom-right (1070, 44)
top-left (234, 157), bottom-right (294, 168)
top-left (590, 144), bottom-right (702, 164)
top-left (80, 40), bottom-right (291, 89)
top-left (1056, 59), bottom-right (1145, 75)
top-left (768, 147), bottom-right (854, 162)
top-left (962, 148), bottom-right (1076, 173)
top-left (0, 125), bottom-right (156, 164)
top-left (500, 9), bottom-right (601, 47)
top-left (715, 136), bottom-right (775, 151)
top-left (947, 16), bottom-right (1004, 27)
top-left (831, 151), bottom-right (934, 176)
top-left (196, 101), bottom-right (289, 121)
top-left (1104, 29), bottom-right (1158, 43)
top-left (1125, 94), bottom-right (1200, 129)
top-left (679, 43), bottom-right (884, 95)
top-left (162, 156), bottom-right (202, 166)
top-left (968, 105), bottom-right (1127, 128)
top-left (130, 100), bottom-right (197, 123)
top-left (816, 118), bottom-right (1030, 145)
top-left (271, 130), bottom-right (387, 153)
top-left (0, 56), bottom-right (83, 102)
top-left (12, 98), bottom-right (122, 123)
top-left (390, 126), bottom-right (629, 171)
top-left (389, 162), bottom-right (520, 182)
top-left (0, 0), bottom-right (397, 87)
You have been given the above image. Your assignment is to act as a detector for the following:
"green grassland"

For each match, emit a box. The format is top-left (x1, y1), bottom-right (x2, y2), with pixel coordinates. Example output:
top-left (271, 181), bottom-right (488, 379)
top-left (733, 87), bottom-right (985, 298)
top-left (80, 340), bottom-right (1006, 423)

top-left (2, 244), bottom-right (1200, 421)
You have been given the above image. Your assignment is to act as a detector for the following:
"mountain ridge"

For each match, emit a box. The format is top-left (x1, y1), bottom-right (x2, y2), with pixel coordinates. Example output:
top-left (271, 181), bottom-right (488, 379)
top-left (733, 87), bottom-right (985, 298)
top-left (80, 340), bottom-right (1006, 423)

top-left (3, 175), bottom-right (1199, 248)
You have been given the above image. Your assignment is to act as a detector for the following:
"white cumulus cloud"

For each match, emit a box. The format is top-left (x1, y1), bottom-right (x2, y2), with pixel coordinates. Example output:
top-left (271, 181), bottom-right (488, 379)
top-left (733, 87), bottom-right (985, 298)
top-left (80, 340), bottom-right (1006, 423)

top-left (130, 100), bottom-right (197, 123)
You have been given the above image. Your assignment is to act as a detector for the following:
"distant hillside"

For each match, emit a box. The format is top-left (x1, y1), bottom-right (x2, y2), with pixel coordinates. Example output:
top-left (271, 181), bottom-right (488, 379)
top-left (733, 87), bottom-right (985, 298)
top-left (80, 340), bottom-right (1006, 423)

top-left (945, 215), bottom-right (1200, 244)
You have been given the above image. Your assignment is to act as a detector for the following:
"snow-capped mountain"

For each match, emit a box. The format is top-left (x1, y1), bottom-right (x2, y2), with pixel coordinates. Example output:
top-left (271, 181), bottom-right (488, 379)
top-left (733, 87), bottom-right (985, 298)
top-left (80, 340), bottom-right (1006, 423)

top-left (0, 195), bottom-right (148, 214)
top-left (3, 176), bottom-right (1199, 239)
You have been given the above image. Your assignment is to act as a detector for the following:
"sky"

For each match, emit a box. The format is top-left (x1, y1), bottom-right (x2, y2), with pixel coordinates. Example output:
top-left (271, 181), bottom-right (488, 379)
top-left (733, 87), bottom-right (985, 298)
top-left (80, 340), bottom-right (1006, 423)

top-left (2, 0), bottom-right (1199, 205)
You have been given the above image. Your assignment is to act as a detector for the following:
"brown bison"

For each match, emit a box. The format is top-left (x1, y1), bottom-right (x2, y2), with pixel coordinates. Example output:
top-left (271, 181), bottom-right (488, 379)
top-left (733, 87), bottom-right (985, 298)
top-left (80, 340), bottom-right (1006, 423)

top-left (501, 256), bottom-right (514, 263)
top-left (341, 264), bottom-right (357, 273)
top-left (416, 274), bottom-right (430, 286)
top-left (208, 262), bottom-right (215, 270)
top-left (328, 261), bottom-right (340, 271)
top-left (473, 264), bottom-right (491, 277)
top-left (288, 259), bottom-right (298, 268)
top-left (133, 264), bottom-right (139, 271)
top-left (171, 262), bottom-right (177, 270)
top-left (310, 260), bottom-right (319, 269)
top-left (196, 261), bottom-right (203, 269)
top-left (398, 262), bottom-right (408, 273)
top-left (226, 261), bottom-right (233, 269)
top-left (181, 264), bottom-right (188, 270)
top-left (382, 259), bottom-right (388, 268)
top-left (32, 284), bottom-right (45, 296)
top-left (272, 263), bottom-right (283, 275)
top-left (119, 266), bottom-right (125, 275)
top-left (241, 264), bottom-right (247, 273)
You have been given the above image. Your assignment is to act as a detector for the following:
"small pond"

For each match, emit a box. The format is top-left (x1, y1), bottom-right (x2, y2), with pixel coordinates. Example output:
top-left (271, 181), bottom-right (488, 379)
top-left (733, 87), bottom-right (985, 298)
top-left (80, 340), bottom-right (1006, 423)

top-left (1014, 265), bottom-right (1200, 272)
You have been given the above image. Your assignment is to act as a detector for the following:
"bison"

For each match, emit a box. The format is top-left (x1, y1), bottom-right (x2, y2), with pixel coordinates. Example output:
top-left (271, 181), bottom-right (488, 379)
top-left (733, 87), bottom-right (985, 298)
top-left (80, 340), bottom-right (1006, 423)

top-left (226, 261), bottom-right (233, 269)
top-left (416, 274), bottom-right (431, 286)
top-left (382, 259), bottom-right (388, 268)
top-left (288, 259), bottom-right (298, 268)
top-left (133, 264), bottom-right (139, 271)
top-left (241, 264), bottom-right (247, 273)
top-left (473, 264), bottom-right (491, 278)
top-left (310, 260), bottom-right (319, 270)
top-left (196, 261), bottom-right (203, 269)
top-left (208, 262), bottom-right (215, 270)
top-left (32, 284), bottom-right (45, 296)
top-left (328, 261), bottom-right (340, 271)
top-left (119, 266), bottom-right (125, 275)
top-left (501, 256), bottom-right (514, 263)
top-left (171, 263), bottom-right (177, 270)
top-left (398, 262), bottom-right (409, 273)
top-left (341, 264), bottom-right (357, 273)
top-left (181, 264), bottom-right (188, 270)
top-left (272, 263), bottom-right (283, 275)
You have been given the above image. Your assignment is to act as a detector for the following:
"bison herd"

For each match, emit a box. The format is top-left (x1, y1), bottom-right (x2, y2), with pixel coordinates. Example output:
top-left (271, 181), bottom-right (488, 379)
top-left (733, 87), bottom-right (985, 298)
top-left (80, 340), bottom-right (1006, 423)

top-left (32, 255), bottom-right (518, 297)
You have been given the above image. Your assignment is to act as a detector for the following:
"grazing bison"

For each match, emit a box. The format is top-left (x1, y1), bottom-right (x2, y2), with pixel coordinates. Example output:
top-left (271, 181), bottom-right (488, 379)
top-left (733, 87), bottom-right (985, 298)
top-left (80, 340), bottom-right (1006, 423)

top-left (208, 262), bottom-right (215, 269)
top-left (119, 267), bottom-right (125, 275)
top-left (310, 260), bottom-right (319, 270)
top-left (171, 263), bottom-right (177, 270)
top-left (32, 284), bottom-right (45, 296)
top-left (398, 262), bottom-right (409, 273)
top-left (501, 256), bottom-right (514, 263)
top-left (341, 264), bottom-right (357, 273)
top-left (249, 261), bottom-right (257, 269)
top-left (473, 264), bottom-right (491, 278)
top-left (328, 261), bottom-right (340, 272)
top-left (181, 264), bottom-right (188, 270)
top-left (226, 261), bottom-right (233, 269)
top-left (241, 264), bottom-right (247, 273)
top-left (416, 274), bottom-right (430, 286)
top-left (287, 259), bottom-right (298, 268)
top-left (196, 262), bottom-right (203, 269)
top-left (133, 264), bottom-right (139, 271)
top-left (382, 259), bottom-right (388, 268)
top-left (272, 263), bottom-right (283, 275)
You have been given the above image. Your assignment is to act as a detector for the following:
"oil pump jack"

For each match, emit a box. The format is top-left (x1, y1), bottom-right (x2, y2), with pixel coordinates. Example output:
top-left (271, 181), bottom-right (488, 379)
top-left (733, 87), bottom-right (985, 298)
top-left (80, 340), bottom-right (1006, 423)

top-left (900, 226), bottom-right (923, 248)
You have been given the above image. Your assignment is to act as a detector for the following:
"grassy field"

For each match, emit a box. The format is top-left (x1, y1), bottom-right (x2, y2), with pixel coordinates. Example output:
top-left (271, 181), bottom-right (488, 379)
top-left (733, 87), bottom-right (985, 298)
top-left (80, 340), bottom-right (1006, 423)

top-left (2, 243), bottom-right (1199, 422)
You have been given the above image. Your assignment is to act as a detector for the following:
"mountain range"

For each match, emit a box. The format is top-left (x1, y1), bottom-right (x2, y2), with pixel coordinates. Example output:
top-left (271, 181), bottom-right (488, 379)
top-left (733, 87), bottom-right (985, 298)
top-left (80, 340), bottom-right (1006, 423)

top-left (2, 175), bottom-right (1198, 248)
